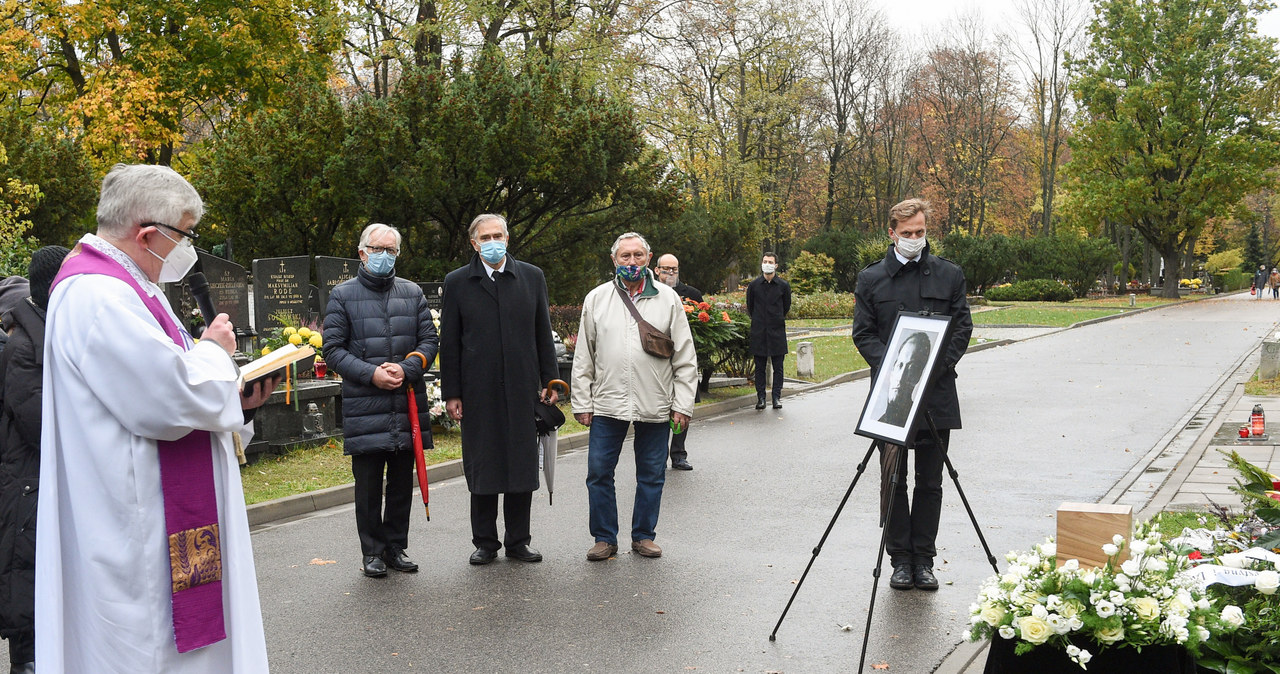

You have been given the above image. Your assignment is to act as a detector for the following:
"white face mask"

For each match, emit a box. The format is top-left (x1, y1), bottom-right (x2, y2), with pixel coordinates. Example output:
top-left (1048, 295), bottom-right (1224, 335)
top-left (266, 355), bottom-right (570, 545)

top-left (761, 262), bottom-right (777, 275)
top-left (895, 235), bottom-right (927, 259)
top-left (147, 229), bottom-right (198, 283)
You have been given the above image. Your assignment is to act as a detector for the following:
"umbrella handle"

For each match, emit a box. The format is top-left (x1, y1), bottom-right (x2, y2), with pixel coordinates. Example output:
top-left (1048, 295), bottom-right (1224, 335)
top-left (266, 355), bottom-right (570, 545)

top-left (543, 379), bottom-right (569, 403)
top-left (407, 351), bottom-right (429, 369)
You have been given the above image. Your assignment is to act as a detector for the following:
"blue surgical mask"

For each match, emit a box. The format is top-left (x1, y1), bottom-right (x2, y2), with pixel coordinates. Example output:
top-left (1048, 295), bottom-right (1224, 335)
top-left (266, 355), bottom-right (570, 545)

top-left (365, 251), bottom-right (395, 276)
top-left (480, 240), bottom-right (507, 264)
top-left (616, 265), bottom-right (645, 282)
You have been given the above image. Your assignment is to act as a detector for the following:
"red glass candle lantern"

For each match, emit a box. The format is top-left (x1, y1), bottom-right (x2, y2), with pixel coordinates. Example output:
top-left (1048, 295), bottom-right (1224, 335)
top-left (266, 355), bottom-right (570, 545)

top-left (1251, 404), bottom-right (1265, 437)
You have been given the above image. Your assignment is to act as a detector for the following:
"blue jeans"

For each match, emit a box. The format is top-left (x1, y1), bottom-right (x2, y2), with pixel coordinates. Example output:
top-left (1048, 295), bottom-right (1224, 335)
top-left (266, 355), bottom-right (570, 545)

top-left (586, 416), bottom-right (669, 544)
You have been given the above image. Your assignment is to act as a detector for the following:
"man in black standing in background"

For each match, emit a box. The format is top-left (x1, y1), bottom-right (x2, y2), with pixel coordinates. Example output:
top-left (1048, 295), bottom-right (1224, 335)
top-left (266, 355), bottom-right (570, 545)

top-left (654, 253), bottom-right (700, 471)
top-left (746, 252), bottom-right (791, 410)
top-left (852, 198), bottom-right (971, 593)
top-left (441, 214), bottom-right (559, 565)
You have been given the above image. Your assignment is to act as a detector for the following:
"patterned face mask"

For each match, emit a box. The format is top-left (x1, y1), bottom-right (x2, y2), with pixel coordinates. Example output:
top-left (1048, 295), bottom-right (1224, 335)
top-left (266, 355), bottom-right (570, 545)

top-left (616, 265), bottom-right (645, 282)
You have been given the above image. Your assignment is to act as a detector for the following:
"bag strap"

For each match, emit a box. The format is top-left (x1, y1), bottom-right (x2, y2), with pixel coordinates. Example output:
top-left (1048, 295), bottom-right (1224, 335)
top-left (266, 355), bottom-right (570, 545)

top-left (615, 282), bottom-right (650, 326)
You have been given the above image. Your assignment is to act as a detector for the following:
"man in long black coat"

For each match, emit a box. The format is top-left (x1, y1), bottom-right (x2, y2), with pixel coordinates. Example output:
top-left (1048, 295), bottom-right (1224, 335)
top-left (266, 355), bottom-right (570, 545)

top-left (441, 214), bottom-right (559, 565)
top-left (654, 254), bottom-right (701, 471)
top-left (746, 252), bottom-right (791, 410)
top-left (852, 198), bottom-right (971, 593)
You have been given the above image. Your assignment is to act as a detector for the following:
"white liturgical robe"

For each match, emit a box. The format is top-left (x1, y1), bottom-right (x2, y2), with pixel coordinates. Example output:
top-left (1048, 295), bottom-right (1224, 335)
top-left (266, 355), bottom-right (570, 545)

top-left (35, 236), bottom-right (269, 673)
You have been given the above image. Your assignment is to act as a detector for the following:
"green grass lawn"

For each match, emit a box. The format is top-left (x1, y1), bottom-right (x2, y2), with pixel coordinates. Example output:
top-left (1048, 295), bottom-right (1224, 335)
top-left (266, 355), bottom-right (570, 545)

top-left (973, 305), bottom-right (1124, 327)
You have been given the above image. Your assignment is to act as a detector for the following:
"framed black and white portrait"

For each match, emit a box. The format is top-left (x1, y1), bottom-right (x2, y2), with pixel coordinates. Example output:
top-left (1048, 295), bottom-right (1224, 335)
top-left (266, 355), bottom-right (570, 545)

top-left (855, 312), bottom-right (952, 445)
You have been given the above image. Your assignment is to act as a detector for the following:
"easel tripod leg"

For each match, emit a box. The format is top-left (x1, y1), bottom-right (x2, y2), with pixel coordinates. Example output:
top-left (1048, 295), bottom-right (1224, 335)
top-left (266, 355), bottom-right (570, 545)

top-left (769, 439), bottom-right (879, 641)
top-left (859, 442), bottom-right (905, 672)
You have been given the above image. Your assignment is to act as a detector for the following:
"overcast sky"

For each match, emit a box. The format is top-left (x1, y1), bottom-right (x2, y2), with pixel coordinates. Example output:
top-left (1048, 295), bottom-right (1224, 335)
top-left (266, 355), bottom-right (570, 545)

top-left (876, 0), bottom-right (1280, 42)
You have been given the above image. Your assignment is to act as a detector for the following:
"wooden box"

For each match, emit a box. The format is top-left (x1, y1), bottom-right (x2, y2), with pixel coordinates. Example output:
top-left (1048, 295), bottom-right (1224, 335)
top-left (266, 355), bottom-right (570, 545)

top-left (1055, 502), bottom-right (1132, 569)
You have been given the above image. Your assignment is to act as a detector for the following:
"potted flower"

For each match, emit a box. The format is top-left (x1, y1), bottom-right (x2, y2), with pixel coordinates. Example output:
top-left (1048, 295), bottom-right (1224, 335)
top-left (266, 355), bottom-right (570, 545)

top-left (968, 520), bottom-right (1241, 672)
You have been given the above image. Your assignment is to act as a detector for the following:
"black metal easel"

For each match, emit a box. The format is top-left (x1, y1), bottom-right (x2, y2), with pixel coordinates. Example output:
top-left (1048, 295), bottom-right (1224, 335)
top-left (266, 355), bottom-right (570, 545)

top-left (769, 410), bottom-right (1001, 671)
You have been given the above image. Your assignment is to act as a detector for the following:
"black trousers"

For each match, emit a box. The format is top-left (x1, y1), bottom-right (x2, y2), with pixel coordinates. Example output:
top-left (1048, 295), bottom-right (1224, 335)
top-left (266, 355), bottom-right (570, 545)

top-left (669, 425), bottom-right (690, 464)
top-left (351, 450), bottom-right (416, 557)
top-left (880, 429), bottom-right (948, 567)
top-left (754, 354), bottom-right (785, 399)
top-left (470, 491), bottom-right (532, 552)
top-left (5, 630), bottom-right (33, 665)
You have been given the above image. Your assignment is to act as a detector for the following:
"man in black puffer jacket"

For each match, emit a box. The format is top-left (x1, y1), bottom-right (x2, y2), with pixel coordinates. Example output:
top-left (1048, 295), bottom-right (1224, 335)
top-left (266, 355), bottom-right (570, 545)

top-left (324, 224), bottom-right (438, 578)
top-left (0, 246), bottom-right (69, 674)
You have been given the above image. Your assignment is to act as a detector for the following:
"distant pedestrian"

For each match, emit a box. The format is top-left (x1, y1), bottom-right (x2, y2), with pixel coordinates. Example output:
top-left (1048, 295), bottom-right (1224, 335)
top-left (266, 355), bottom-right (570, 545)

top-left (1269, 268), bottom-right (1278, 299)
top-left (440, 214), bottom-right (559, 566)
top-left (746, 253), bottom-right (791, 410)
top-left (572, 233), bottom-right (697, 561)
top-left (654, 253), bottom-right (701, 471)
top-left (324, 223), bottom-right (438, 578)
top-left (1254, 265), bottom-right (1268, 299)
top-left (852, 198), bottom-right (972, 593)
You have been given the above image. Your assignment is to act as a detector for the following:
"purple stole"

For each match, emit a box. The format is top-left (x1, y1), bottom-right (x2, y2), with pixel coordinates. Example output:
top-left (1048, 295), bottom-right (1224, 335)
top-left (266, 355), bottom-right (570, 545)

top-left (52, 243), bottom-right (227, 652)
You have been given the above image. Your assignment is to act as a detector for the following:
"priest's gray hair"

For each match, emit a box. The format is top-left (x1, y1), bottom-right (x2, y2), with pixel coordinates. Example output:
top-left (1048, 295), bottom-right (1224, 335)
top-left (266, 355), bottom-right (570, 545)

top-left (468, 213), bottom-right (508, 240)
top-left (96, 164), bottom-right (204, 238)
top-left (359, 223), bottom-right (402, 251)
top-left (611, 232), bottom-right (650, 256)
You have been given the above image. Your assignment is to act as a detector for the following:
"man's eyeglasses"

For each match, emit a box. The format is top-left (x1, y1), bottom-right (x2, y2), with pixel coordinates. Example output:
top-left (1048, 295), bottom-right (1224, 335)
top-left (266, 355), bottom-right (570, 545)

top-left (656, 266), bottom-right (678, 273)
top-left (365, 246), bottom-right (399, 256)
top-left (141, 222), bottom-right (199, 240)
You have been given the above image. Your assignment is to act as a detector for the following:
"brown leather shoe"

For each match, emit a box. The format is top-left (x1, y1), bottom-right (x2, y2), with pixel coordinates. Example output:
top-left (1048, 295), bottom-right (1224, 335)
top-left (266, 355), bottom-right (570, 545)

top-left (586, 541), bottom-right (618, 561)
top-left (631, 539), bottom-right (662, 558)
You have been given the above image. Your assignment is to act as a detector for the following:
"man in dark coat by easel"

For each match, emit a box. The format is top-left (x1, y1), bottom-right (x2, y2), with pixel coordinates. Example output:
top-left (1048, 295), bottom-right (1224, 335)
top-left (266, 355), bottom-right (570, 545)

top-left (441, 213), bottom-right (559, 565)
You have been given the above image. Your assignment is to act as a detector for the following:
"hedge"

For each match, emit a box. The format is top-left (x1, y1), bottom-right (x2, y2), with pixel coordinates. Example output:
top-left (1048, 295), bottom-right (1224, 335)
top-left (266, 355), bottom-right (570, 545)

top-left (789, 292), bottom-right (856, 318)
top-left (984, 279), bottom-right (1075, 302)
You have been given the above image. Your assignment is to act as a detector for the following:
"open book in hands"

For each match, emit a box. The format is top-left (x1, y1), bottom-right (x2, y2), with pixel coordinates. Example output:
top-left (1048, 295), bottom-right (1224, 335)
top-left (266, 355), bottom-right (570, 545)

top-left (240, 344), bottom-right (315, 386)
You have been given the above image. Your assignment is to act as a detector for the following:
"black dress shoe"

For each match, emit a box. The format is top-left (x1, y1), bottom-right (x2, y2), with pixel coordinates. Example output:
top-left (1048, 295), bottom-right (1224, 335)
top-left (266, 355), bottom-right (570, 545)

top-left (505, 545), bottom-right (543, 562)
top-left (755, 396), bottom-right (766, 410)
top-left (469, 548), bottom-right (498, 565)
top-left (772, 397), bottom-right (782, 409)
top-left (383, 550), bottom-right (419, 572)
top-left (672, 459), bottom-right (693, 471)
top-left (914, 565), bottom-right (939, 591)
top-left (888, 563), bottom-right (914, 590)
top-left (362, 555), bottom-right (388, 577)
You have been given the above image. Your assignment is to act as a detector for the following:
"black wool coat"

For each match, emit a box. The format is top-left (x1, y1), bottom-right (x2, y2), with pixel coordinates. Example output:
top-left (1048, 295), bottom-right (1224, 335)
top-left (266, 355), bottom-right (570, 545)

top-left (0, 299), bottom-right (45, 637)
top-left (440, 255), bottom-right (558, 495)
top-left (324, 265), bottom-right (439, 456)
top-left (671, 281), bottom-right (704, 303)
top-left (746, 275), bottom-right (792, 356)
top-left (852, 245), bottom-right (972, 430)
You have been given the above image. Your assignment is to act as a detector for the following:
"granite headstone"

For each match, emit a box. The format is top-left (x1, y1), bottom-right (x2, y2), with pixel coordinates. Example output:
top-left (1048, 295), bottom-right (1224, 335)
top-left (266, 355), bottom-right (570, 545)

top-left (315, 256), bottom-right (359, 315)
top-left (198, 251), bottom-right (251, 334)
top-left (252, 255), bottom-right (310, 332)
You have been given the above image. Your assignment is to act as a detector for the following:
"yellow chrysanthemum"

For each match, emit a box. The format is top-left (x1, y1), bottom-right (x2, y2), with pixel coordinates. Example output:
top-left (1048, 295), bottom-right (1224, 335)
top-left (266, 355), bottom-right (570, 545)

top-left (261, 346), bottom-right (273, 356)
top-left (282, 327), bottom-right (297, 336)
top-left (298, 327), bottom-right (312, 339)
top-left (288, 333), bottom-right (303, 346)
top-left (308, 334), bottom-right (323, 348)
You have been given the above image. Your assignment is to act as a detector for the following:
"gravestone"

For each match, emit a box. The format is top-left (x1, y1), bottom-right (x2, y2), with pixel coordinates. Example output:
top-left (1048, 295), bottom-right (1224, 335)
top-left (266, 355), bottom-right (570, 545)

top-left (252, 256), bottom-right (310, 333)
top-left (315, 256), bottom-right (359, 316)
top-left (796, 341), bottom-right (815, 378)
top-left (419, 282), bottom-right (444, 313)
top-left (197, 251), bottom-right (252, 335)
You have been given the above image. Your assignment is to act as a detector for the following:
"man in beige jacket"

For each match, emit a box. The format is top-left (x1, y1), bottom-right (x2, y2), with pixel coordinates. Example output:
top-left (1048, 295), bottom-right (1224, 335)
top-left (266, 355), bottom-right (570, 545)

top-left (572, 233), bottom-right (697, 561)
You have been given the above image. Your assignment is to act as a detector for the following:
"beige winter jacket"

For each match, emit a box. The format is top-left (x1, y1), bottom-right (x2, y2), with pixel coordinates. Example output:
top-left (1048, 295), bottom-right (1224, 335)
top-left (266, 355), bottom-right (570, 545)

top-left (571, 273), bottom-right (697, 423)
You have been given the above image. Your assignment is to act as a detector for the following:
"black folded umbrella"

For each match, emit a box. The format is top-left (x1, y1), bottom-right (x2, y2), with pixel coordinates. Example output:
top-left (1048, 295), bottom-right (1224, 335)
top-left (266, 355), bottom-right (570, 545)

top-left (535, 380), bottom-right (569, 504)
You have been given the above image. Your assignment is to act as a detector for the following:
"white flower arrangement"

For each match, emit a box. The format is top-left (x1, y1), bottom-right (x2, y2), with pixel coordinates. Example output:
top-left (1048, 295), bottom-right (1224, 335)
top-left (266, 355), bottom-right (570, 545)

top-left (967, 521), bottom-right (1241, 669)
top-left (424, 379), bottom-right (456, 430)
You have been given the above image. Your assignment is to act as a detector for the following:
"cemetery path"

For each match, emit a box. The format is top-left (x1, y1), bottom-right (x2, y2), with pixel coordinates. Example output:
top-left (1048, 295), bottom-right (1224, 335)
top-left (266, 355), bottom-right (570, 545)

top-left (107, 293), bottom-right (1280, 672)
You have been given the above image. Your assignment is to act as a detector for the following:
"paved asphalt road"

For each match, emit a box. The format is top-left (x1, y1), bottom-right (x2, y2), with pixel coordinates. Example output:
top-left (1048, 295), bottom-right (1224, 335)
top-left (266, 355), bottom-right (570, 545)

top-left (242, 293), bottom-right (1280, 673)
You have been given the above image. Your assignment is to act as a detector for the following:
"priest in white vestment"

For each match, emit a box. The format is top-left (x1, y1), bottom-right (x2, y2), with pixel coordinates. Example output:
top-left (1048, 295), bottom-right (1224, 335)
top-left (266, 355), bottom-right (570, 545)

top-left (36, 164), bottom-right (278, 673)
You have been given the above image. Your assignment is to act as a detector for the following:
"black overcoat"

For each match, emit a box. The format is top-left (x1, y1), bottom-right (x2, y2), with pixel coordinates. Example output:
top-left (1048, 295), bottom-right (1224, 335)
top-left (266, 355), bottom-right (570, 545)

top-left (0, 299), bottom-right (44, 637)
top-left (745, 275), bottom-right (792, 356)
top-left (440, 255), bottom-right (558, 495)
top-left (852, 245), bottom-right (972, 430)
top-left (324, 265), bottom-right (438, 456)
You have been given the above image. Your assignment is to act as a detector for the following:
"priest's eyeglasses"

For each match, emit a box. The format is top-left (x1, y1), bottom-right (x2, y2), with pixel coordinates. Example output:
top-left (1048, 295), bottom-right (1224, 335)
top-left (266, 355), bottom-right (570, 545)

top-left (142, 221), bottom-right (199, 241)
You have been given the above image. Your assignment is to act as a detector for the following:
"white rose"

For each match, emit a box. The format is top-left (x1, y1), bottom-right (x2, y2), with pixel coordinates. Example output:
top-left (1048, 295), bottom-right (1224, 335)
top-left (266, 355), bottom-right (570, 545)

top-left (1196, 626), bottom-right (1210, 642)
top-left (1220, 605), bottom-right (1245, 628)
top-left (1219, 553), bottom-right (1247, 569)
top-left (980, 603), bottom-right (1006, 627)
top-left (1095, 624), bottom-right (1125, 644)
top-left (1018, 615), bottom-right (1052, 645)
top-left (1131, 596), bottom-right (1161, 621)
top-left (999, 625), bottom-right (1017, 640)
top-left (1109, 590), bottom-right (1127, 606)
top-left (1077, 649), bottom-right (1092, 665)
top-left (1147, 557), bottom-right (1168, 573)
top-left (1041, 543), bottom-right (1056, 558)
top-left (1102, 543), bottom-right (1119, 557)
top-left (1080, 570), bottom-right (1097, 586)
top-left (1047, 595), bottom-right (1063, 611)
top-left (1121, 559), bottom-right (1141, 577)
top-left (1031, 604), bottom-right (1049, 620)
top-left (1062, 558), bottom-right (1080, 572)
top-left (1113, 534), bottom-right (1126, 546)
top-left (1047, 614), bottom-right (1071, 635)
top-left (1130, 540), bottom-right (1149, 556)
top-left (1255, 570), bottom-right (1279, 595)
top-left (1095, 600), bottom-right (1116, 618)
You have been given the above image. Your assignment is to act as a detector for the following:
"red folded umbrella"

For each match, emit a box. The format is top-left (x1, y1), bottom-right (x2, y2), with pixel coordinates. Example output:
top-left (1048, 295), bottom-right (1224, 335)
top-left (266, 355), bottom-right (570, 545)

top-left (407, 352), bottom-right (431, 520)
